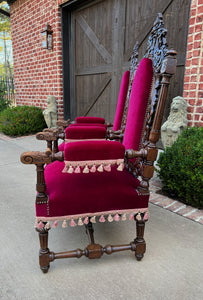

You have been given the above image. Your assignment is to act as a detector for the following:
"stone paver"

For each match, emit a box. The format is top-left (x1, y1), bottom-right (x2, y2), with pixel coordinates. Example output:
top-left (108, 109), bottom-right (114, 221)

top-left (150, 179), bottom-right (203, 225)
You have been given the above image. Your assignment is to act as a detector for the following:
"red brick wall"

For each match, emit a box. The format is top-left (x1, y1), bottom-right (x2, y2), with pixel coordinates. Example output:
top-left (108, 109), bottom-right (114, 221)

top-left (10, 0), bottom-right (64, 118)
top-left (10, 0), bottom-right (202, 124)
top-left (183, 0), bottom-right (203, 127)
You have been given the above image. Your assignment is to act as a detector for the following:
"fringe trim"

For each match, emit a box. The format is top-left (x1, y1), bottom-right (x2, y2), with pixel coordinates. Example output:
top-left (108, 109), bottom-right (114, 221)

top-left (62, 159), bottom-right (124, 174)
top-left (65, 139), bottom-right (106, 143)
top-left (35, 208), bottom-right (149, 229)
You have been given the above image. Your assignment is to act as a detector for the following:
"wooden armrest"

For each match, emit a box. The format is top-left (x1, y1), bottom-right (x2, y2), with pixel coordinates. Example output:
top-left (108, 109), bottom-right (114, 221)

top-left (125, 148), bottom-right (158, 161)
top-left (125, 149), bottom-right (147, 159)
top-left (21, 150), bottom-right (64, 198)
top-left (56, 119), bottom-right (70, 128)
top-left (36, 130), bottom-right (65, 141)
top-left (108, 131), bottom-right (124, 140)
top-left (106, 122), bottom-right (113, 128)
top-left (20, 150), bottom-right (64, 165)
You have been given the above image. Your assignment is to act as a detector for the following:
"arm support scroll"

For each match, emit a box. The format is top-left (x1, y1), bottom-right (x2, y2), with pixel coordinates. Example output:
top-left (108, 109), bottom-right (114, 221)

top-left (20, 151), bottom-right (64, 165)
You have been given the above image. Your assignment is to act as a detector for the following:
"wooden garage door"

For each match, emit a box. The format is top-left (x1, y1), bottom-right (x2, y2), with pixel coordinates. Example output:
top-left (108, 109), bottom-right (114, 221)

top-left (62, 0), bottom-right (191, 122)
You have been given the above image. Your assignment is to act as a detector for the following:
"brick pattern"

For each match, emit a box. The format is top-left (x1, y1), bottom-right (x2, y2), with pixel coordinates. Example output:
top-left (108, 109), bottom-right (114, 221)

top-left (183, 0), bottom-right (203, 127)
top-left (10, 0), bottom-right (64, 118)
top-left (150, 177), bottom-right (203, 225)
top-left (9, 0), bottom-right (202, 123)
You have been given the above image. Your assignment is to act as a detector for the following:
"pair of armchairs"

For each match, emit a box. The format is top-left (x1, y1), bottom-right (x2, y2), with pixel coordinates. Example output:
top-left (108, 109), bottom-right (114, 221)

top-left (21, 13), bottom-right (177, 273)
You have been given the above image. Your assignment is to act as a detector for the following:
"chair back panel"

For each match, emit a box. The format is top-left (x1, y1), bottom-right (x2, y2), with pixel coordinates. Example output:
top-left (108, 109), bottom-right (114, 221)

top-left (121, 42), bottom-right (139, 131)
top-left (113, 70), bottom-right (130, 131)
top-left (123, 58), bottom-right (153, 151)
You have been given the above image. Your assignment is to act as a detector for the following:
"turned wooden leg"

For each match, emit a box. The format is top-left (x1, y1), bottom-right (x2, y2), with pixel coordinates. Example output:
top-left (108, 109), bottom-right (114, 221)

top-left (85, 221), bottom-right (95, 244)
top-left (36, 225), bottom-right (51, 273)
top-left (134, 220), bottom-right (146, 261)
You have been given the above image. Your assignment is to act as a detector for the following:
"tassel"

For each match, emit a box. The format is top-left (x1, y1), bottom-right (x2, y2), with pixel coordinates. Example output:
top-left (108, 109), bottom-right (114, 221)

top-left (70, 219), bottom-right (77, 227)
top-left (90, 165), bottom-right (97, 173)
top-left (68, 166), bottom-right (74, 174)
top-left (97, 164), bottom-right (103, 172)
top-left (78, 218), bottom-right (83, 226)
top-left (37, 221), bottom-right (44, 229)
top-left (99, 215), bottom-right (105, 223)
top-left (121, 213), bottom-right (127, 221)
top-left (62, 166), bottom-right (68, 173)
top-left (90, 216), bottom-right (96, 223)
top-left (108, 214), bottom-right (114, 222)
top-left (62, 220), bottom-right (68, 228)
top-left (114, 214), bottom-right (120, 221)
top-left (104, 164), bottom-right (111, 172)
top-left (52, 220), bottom-right (58, 228)
top-left (136, 213), bottom-right (142, 221)
top-left (84, 217), bottom-right (89, 224)
top-left (129, 213), bottom-right (134, 221)
top-left (83, 165), bottom-right (89, 173)
top-left (144, 212), bottom-right (148, 220)
top-left (74, 166), bottom-right (81, 173)
top-left (117, 162), bottom-right (124, 171)
top-left (45, 222), bottom-right (51, 230)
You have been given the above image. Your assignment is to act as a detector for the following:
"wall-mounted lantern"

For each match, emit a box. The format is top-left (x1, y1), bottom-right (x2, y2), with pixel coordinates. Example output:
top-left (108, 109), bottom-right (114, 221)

top-left (41, 23), bottom-right (53, 50)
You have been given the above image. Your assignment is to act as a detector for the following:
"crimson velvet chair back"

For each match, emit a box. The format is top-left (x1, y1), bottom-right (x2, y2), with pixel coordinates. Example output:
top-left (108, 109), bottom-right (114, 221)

top-left (112, 70), bottom-right (130, 131)
top-left (21, 13), bottom-right (177, 273)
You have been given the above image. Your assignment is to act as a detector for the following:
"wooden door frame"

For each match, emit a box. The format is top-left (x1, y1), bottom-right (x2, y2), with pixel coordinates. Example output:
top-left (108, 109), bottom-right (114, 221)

top-left (61, 0), bottom-right (97, 119)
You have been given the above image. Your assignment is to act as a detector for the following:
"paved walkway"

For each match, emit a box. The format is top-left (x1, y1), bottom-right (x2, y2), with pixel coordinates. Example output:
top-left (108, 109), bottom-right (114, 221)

top-left (0, 133), bottom-right (203, 300)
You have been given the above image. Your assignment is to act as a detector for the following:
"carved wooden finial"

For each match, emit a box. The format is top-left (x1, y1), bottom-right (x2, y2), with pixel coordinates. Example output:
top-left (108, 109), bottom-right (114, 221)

top-left (129, 41), bottom-right (139, 79)
top-left (144, 13), bottom-right (168, 73)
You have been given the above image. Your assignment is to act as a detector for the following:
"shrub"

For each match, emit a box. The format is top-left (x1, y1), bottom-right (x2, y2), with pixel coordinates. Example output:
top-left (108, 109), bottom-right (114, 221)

top-left (0, 96), bottom-right (10, 112)
top-left (0, 105), bottom-right (47, 136)
top-left (156, 126), bottom-right (203, 208)
top-left (0, 85), bottom-right (10, 112)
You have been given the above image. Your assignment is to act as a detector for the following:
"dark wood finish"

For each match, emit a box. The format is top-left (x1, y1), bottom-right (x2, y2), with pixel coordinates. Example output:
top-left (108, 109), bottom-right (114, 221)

top-left (125, 14), bottom-right (177, 194)
top-left (134, 220), bottom-right (146, 261)
top-left (35, 219), bottom-right (146, 264)
top-left (36, 129), bottom-right (65, 154)
top-left (35, 226), bottom-right (53, 273)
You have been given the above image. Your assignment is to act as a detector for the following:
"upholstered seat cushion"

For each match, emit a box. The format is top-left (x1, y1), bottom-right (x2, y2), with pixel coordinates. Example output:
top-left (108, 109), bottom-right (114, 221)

top-left (76, 117), bottom-right (105, 124)
top-left (65, 125), bottom-right (106, 139)
top-left (69, 123), bottom-right (107, 129)
top-left (64, 140), bottom-right (125, 161)
top-left (36, 161), bottom-right (149, 222)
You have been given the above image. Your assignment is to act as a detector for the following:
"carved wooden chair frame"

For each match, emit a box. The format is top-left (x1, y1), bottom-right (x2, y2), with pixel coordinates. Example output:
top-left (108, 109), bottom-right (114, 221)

top-left (21, 13), bottom-right (177, 273)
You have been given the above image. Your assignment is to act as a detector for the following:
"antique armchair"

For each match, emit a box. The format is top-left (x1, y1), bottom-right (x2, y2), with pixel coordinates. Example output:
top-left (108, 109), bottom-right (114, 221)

top-left (21, 14), bottom-right (177, 273)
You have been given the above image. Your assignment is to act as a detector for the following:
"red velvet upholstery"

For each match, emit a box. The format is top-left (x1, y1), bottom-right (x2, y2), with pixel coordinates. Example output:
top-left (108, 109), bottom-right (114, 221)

top-left (123, 58), bottom-right (153, 151)
top-left (64, 140), bottom-right (125, 162)
top-left (36, 161), bottom-right (149, 219)
top-left (76, 117), bottom-right (105, 124)
top-left (58, 142), bottom-right (65, 152)
top-left (69, 123), bottom-right (107, 129)
top-left (113, 71), bottom-right (130, 131)
top-left (65, 125), bottom-right (106, 140)
top-left (36, 58), bottom-right (153, 224)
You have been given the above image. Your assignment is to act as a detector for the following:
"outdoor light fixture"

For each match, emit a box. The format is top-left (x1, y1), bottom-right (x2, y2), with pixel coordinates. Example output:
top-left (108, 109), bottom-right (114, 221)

top-left (41, 23), bottom-right (53, 50)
